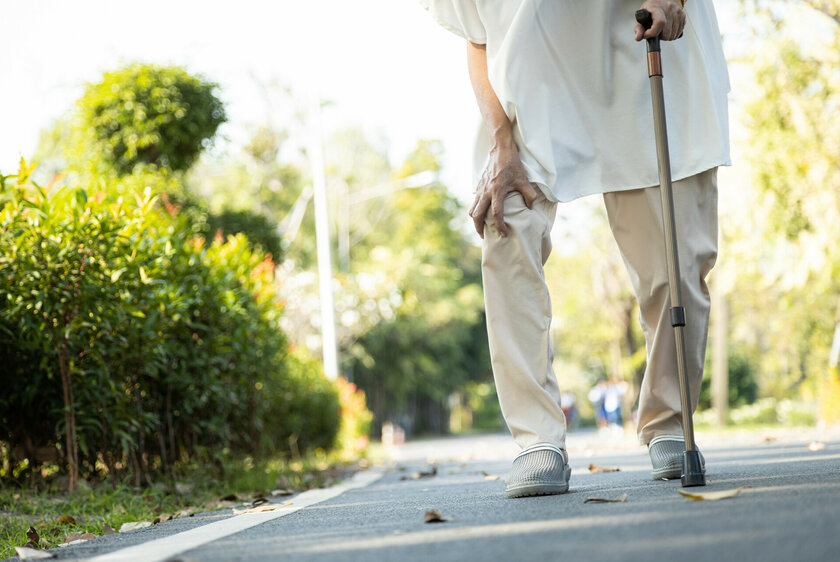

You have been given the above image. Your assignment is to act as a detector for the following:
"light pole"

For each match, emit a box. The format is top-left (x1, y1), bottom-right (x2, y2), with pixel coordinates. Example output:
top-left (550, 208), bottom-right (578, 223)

top-left (309, 95), bottom-right (339, 380)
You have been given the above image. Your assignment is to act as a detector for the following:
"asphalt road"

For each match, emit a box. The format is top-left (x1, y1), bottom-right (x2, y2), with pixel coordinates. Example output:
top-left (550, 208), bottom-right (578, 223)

top-left (20, 427), bottom-right (840, 562)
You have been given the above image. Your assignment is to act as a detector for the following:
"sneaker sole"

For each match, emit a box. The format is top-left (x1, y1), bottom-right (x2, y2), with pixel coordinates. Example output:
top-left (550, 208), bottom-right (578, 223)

top-left (651, 466), bottom-right (682, 480)
top-left (506, 465), bottom-right (571, 498)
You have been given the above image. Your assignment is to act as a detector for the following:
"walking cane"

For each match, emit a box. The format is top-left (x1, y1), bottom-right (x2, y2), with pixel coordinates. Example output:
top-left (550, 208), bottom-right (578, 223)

top-left (635, 8), bottom-right (705, 487)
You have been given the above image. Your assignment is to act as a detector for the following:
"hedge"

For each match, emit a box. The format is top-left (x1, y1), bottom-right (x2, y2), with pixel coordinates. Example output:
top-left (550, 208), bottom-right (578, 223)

top-left (0, 161), bottom-right (340, 489)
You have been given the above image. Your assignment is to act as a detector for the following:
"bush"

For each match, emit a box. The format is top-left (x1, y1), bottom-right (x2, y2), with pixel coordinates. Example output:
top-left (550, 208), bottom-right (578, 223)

top-left (699, 350), bottom-right (759, 410)
top-left (334, 377), bottom-right (373, 460)
top-left (0, 161), bottom-right (339, 488)
top-left (77, 63), bottom-right (225, 175)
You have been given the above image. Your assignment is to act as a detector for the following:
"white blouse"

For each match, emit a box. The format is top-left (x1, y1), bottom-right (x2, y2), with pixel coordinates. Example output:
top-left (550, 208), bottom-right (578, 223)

top-left (419, 0), bottom-right (731, 202)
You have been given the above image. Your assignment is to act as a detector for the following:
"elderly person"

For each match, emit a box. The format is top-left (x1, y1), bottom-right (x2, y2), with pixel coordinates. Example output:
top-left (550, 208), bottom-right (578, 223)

top-left (419, 0), bottom-right (729, 497)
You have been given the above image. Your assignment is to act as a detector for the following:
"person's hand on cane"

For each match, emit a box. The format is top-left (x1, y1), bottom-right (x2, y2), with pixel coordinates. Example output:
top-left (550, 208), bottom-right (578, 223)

top-left (634, 0), bottom-right (686, 42)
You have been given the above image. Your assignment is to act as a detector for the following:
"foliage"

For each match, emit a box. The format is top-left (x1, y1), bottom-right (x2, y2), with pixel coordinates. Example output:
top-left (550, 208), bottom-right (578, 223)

top-left (344, 141), bottom-right (491, 436)
top-left (0, 161), bottom-right (339, 487)
top-left (725, 0), bottom-right (840, 407)
top-left (0, 450), bottom-right (355, 559)
top-left (334, 377), bottom-right (373, 460)
top-left (695, 398), bottom-right (816, 427)
top-left (205, 208), bottom-right (283, 260)
top-left (699, 350), bottom-right (759, 410)
top-left (76, 63), bottom-right (225, 175)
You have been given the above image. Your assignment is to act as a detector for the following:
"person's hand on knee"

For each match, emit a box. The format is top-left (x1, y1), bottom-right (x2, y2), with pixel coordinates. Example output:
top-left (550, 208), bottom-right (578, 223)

top-left (469, 138), bottom-right (537, 238)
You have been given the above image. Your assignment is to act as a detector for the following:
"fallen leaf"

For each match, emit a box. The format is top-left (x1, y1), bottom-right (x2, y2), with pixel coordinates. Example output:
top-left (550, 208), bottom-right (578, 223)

top-left (118, 521), bottom-right (153, 532)
top-left (220, 493), bottom-right (238, 501)
top-left (584, 494), bottom-right (628, 504)
top-left (80, 533), bottom-right (96, 540)
top-left (271, 489), bottom-right (294, 497)
top-left (423, 509), bottom-right (449, 523)
top-left (63, 533), bottom-right (82, 544)
top-left (808, 441), bottom-right (826, 452)
top-left (400, 466), bottom-right (438, 481)
top-left (102, 524), bottom-right (117, 535)
top-left (480, 471), bottom-right (500, 481)
top-left (174, 508), bottom-right (195, 518)
top-left (678, 486), bottom-right (750, 501)
top-left (232, 502), bottom-right (293, 515)
top-left (55, 515), bottom-right (76, 525)
top-left (26, 526), bottom-right (40, 545)
top-left (588, 464), bottom-right (620, 473)
top-left (14, 546), bottom-right (54, 560)
top-left (250, 497), bottom-right (270, 508)
top-left (761, 436), bottom-right (777, 442)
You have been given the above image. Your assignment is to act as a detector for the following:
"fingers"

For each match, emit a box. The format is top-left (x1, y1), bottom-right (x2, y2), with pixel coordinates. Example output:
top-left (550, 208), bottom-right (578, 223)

top-left (640, 3), bottom-right (685, 41)
top-left (516, 181), bottom-right (539, 209)
top-left (490, 193), bottom-right (508, 237)
top-left (644, 15), bottom-right (664, 39)
top-left (469, 192), bottom-right (490, 239)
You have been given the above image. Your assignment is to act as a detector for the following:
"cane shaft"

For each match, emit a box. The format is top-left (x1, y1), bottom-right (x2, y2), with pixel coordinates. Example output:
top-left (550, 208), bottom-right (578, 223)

top-left (648, 76), bottom-right (697, 453)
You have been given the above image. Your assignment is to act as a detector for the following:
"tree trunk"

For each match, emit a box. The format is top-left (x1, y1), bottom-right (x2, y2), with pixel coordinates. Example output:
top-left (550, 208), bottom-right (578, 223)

top-left (58, 341), bottom-right (78, 492)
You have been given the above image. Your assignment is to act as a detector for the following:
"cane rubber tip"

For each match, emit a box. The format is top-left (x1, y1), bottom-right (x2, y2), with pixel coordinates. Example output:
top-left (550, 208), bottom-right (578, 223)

top-left (681, 450), bottom-right (706, 487)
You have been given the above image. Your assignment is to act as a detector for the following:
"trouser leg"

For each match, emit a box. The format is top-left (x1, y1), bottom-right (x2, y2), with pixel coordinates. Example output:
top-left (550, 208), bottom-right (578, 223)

top-left (602, 169), bottom-right (719, 445)
top-left (482, 190), bottom-right (567, 450)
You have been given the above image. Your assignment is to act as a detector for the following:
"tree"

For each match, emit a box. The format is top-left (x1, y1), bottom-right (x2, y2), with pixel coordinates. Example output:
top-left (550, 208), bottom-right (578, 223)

top-left (726, 0), bottom-right (840, 404)
top-left (76, 63), bottom-right (225, 175)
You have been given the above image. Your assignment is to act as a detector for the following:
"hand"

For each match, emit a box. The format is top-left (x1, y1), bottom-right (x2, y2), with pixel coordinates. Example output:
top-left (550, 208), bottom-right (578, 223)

top-left (634, 0), bottom-right (686, 42)
top-left (469, 137), bottom-right (537, 238)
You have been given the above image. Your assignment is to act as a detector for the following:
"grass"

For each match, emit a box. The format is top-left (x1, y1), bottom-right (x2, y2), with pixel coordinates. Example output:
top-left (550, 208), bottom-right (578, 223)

top-left (0, 451), bottom-right (367, 559)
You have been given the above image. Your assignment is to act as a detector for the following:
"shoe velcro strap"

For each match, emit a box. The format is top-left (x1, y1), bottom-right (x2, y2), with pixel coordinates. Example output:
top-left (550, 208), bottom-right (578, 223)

top-left (515, 443), bottom-right (564, 461)
top-left (649, 435), bottom-right (685, 447)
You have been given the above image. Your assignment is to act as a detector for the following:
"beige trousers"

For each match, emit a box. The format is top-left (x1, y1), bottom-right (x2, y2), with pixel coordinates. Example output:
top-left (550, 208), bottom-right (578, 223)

top-left (482, 169), bottom-right (718, 449)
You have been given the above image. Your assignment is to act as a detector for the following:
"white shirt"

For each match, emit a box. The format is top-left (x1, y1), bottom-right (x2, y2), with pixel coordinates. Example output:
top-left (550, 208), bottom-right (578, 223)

top-left (419, 0), bottom-right (731, 202)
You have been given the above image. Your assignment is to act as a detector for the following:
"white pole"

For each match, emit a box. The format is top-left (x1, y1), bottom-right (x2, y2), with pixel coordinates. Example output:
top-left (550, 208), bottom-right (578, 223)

top-left (309, 95), bottom-right (339, 380)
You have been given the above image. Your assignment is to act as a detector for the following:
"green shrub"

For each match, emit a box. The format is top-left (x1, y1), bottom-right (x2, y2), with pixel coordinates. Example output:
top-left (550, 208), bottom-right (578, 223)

top-left (699, 350), bottom-right (759, 410)
top-left (77, 63), bottom-right (225, 175)
top-left (0, 161), bottom-right (339, 488)
top-left (205, 208), bottom-right (283, 260)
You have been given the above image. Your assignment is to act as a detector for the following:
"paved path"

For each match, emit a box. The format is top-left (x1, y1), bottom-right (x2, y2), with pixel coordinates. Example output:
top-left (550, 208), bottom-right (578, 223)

top-left (30, 427), bottom-right (840, 562)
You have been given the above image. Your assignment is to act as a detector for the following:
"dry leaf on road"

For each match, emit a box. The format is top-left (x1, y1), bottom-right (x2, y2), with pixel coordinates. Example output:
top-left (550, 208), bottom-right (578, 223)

top-left (808, 441), bottom-right (826, 451)
top-left (15, 546), bottom-right (55, 560)
top-left (55, 516), bottom-right (75, 525)
top-left (119, 521), bottom-right (153, 532)
top-left (232, 502), bottom-right (293, 515)
top-left (423, 509), bottom-right (449, 523)
top-left (401, 466), bottom-right (438, 481)
top-left (480, 471), bottom-right (500, 481)
top-left (588, 464), bottom-right (620, 473)
top-left (678, 486), bottom-right (750, 501)
top-left (584, 494), bottom-right (627, 503)
top-left (102, 524), bottom-right (117, 535)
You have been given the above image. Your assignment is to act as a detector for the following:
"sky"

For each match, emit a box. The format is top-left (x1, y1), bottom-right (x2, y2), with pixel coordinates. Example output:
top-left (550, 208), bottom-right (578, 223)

top-left (0, 0), bottom-right (475, 197)
top-left (0, 0), bottom-right (764, 239)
